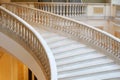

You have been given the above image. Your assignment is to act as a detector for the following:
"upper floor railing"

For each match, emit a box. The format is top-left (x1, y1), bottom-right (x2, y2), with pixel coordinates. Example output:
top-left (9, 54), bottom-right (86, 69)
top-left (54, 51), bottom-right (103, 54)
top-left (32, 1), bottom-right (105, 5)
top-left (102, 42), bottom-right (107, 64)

top-left (116, 5), bottom-right (120, 17)
top-left (0, 6), bottom-right (57, 80)
top-left (2, 3), bottom-right (120, 63)
top-left (112, 0), bottom-right (120, 5)
top-left (15, 2), bottom-right (111, 20)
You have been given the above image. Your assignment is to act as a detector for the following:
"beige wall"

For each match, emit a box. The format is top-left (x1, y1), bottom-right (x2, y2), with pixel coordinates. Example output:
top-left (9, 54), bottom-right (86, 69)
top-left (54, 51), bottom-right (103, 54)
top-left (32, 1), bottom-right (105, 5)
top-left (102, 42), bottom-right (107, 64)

top-left (0, 48), bottom-right (28, 80)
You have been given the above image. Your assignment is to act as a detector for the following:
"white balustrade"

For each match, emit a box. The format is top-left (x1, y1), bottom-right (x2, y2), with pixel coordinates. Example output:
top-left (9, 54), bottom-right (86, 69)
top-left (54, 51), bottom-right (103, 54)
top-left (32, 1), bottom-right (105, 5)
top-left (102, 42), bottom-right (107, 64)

top-left (112, 0), bottom-right (120, 5)
top-left (116, 6), bottom-right (120, 17)
top-left (15, 2), bottom-right (87, 17)
top-left (14, 2), bottom-right (111, 19)
top-left (2, 2), bottom-right (120, 75)
top-left (0, 6), bottom-right (57, 80)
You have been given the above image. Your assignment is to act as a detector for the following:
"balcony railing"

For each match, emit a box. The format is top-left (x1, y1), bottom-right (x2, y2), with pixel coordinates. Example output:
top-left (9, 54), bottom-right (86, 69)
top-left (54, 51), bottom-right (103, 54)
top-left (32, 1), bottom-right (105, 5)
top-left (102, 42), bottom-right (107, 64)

top-left (2, 3), bottom-right (120, 64)
top-left (15, 2), bottom-right (111, 20)
top-left (112, 0), bottom-right (120, 5)
top-left (0, 6), bottom-right (57, 80)
top-left (116, 5), bottom-right (120, 17)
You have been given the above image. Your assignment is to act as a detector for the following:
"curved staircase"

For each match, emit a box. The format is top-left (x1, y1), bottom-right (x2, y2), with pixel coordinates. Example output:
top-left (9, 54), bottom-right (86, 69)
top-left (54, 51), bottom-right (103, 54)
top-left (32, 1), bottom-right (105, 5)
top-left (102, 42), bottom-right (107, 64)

top-left (33, 26), bottom-right (120, 80)
top-left (1, 3), bottom-right (120, 80)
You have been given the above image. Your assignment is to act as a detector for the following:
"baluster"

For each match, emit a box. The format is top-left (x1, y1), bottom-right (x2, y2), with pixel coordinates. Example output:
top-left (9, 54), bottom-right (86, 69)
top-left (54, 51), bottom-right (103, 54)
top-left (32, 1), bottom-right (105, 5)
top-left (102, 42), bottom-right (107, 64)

top-left (34, 11), bottom-right (37, 23)
top-left (38, 11), bottom-right (40, 23)
top-left (29, 9), bottom-right (32, 22)
top-left (60, 4), bottom-right (62, 15)
top-left (31, 34), bottom-right (34, 51)
top-left (66, 4), bottom-right (68, 16)
top-left (10, 17), bottom-right (13, 31)
top-left (28, 31), bottom-right (31, 47)
top-left (70, 4), bottom-right (72, 17)
top-left (118, 42), bottom-right (120, 57)
top-left (98, 32), bottom-right (102, 45)
top-left (57, 4), bottom-right (59, 15)
top-left (19, 24), bottom-right (22, 37)
top-left (74, 4), bottom-right (76, 17)
top-left (55, 4), bottom-right (57, 14)
top-left (13, 19), bottom-right (16, 33)
top-left (81, 4), bottom-right (84, 16)
top-left (44, 4), bottom-right (46, 11)
top-left (32, 10), bottom-right (35, 23)
top-left (21, 25), bottom-right (24, 40)
top-left (115, 40), bottom-right (117, 54)
top-left (73, 4), bottom-right (75, 16)
top-left (104, 35), bottom-right (107, 50)
top-left (49, 4), bottom-right (51, 12)
top-left (50, 3), bottom-right (53, 13)
top-left (33, 36), bottom-right (36, 51)
top-left (63, 4), bottom-right (65, 16)
top-left (59, 4), bottom-right (61, 15)
top-left (16, 21), bottom-right (20, 35)
top-left (44, 13), bottom-right (47, 26)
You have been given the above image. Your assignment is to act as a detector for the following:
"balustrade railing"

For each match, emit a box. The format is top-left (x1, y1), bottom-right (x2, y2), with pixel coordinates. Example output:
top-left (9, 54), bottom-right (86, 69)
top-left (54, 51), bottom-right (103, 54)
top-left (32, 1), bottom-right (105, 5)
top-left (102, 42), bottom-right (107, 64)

top-left (15, 2), bottom-right (111, 19)
top-left (16, 2), bottom-right (87, 17)
top-left (2, 3), bottom-right (120, 66)
top-left (112, 0), bottom-right (120, 5)
top-left (116, 5), bottom-right (120, 17)
top-left (0, 6), bottom-right (57, 80)
top-left (3, 4), bottom-right (120, 60)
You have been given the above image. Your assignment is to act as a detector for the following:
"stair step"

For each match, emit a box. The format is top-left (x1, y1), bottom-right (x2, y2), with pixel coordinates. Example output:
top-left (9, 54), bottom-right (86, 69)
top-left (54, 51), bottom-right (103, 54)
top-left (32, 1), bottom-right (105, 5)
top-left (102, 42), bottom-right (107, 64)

top-left (58, 57), bottom-right (113, 72)
top-left (80, 71), bottom-right (120, 80)
top-left (55, 48), bottom-right (95, 60)
top-left (32, 27), bottom-right (120, 80)
top-left (57, 56), bottom-right (106, 68)
top-left (48, 39), bottom-right (79, 49)
top-left (104, 77), bottom-right (120, 80)
top-left (59, 70), bottom-right (120, 80)
top-left (45, 36), bottom-right (67, 43)
top-left (52, 43), bottom-right (86, 54)
top-left (59, 62), bottom-right (114, 74)
top-left (56, 52), bottom-right (105, 66)
top-left (41, 32), bottom-right (58, 38)
top-left (58, 63), bottom-right (120, 79)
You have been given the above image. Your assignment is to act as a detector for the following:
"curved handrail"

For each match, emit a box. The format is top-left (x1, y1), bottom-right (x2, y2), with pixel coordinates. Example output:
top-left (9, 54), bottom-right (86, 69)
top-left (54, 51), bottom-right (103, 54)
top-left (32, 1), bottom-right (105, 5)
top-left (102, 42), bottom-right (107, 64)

top-left (0, 6), bottom-right (57, 80)
top-left (2, 3), bottom-right (120, 65)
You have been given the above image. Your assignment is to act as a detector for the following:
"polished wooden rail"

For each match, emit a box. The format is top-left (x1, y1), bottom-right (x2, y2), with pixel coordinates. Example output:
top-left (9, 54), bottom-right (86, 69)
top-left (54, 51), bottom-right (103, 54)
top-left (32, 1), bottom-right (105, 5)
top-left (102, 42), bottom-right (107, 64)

top-left (0, 6), bottom-right (57, 80)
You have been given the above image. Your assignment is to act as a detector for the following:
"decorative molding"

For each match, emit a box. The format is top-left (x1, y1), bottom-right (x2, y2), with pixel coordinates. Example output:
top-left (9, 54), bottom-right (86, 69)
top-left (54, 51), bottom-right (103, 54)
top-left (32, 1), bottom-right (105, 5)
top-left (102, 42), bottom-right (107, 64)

top-left (94, 7), bottom-right (104, 14)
